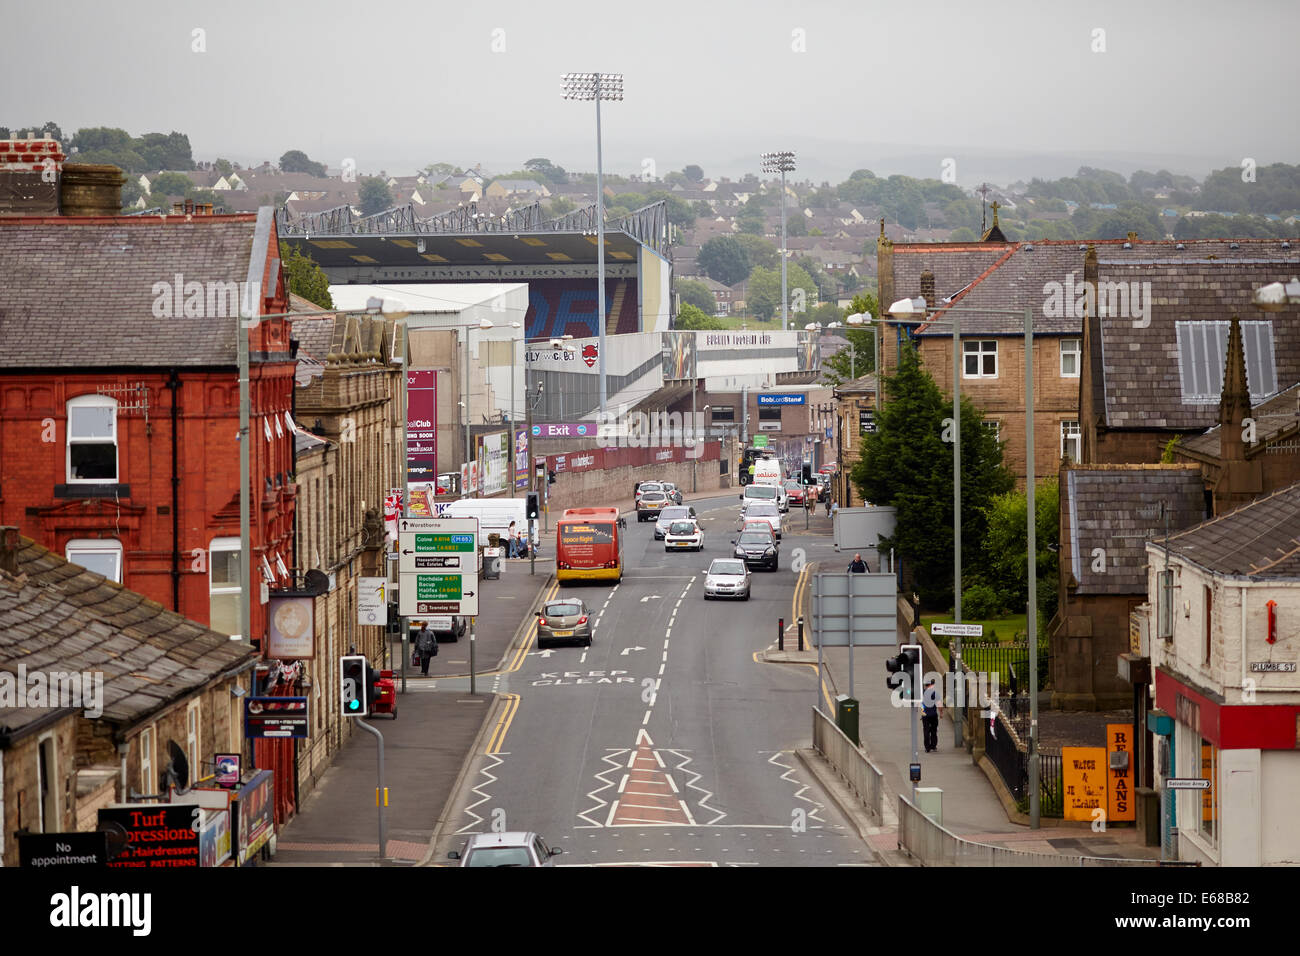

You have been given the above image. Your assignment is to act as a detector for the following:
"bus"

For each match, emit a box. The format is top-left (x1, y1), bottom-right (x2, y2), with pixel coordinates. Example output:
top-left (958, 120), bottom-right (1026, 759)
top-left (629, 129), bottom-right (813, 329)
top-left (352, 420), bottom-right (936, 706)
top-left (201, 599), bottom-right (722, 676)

top-left (556, 507), bottom-right (624, 583)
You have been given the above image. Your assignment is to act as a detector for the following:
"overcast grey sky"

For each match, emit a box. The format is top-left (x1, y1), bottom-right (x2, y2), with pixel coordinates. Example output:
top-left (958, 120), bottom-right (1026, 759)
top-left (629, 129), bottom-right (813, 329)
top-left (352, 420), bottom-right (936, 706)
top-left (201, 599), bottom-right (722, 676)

top-left (4, 0), bottom-right (1297, 184)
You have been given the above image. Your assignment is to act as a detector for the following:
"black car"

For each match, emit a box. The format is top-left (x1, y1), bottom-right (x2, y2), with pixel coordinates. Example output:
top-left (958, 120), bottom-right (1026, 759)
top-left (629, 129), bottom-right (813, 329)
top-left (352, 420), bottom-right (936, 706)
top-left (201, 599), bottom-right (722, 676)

top-left (732, 529), bottom-right (779, 571)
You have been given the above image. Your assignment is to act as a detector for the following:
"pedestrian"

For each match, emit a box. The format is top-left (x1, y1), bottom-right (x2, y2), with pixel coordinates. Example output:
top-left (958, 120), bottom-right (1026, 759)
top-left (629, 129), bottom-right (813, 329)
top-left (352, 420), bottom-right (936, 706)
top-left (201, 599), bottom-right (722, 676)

top-left (515, 526), bottom-right (530, 558)
top-left (830, 500), bottom-right (839, 522)
top-left (824, 491), bottom-right (833, 517)
top-left (847, 552), bottom-right (868, 573)
top-left (413, 622), bottom-right (438, 677)
top-left (922, 679), bottom-right (942, 752)
top-left (506, 521), bottom-right (520, 558)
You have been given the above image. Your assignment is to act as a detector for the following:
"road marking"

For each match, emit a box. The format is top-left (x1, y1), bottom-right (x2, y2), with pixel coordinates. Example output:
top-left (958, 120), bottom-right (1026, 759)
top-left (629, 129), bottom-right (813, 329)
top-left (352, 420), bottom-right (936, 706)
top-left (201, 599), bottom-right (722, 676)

top-left (642, 709), bottom-right (652, 725)
top-left (485, 694), bottom-right (520, 754)
top-left (454, 753), bottom-right (503, 834)
top-left (579, 651), bottom-right (587, 664)
top-left (618, 774), bottom-right (628, 794)
top-left (658, 663), bottom-right (665, 676)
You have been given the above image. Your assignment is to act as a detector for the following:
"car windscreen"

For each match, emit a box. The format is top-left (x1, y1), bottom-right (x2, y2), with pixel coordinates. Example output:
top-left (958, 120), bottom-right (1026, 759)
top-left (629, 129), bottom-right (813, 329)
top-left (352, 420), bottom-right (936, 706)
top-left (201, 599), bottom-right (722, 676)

top-left (544, 602), bottom-right (583, 617)
top-left (669, 521), bottom-right (695, 534)
top-left (639, 483), bottom-right (662, 492)
top-left (747, 504), bottom-right (778, 516)
top-left (659, 507), bottom-right (689, 520)
top-left (746, 486), bottom-right (777, 498)
top-left (710, 560), bottom-right (745, 575)
top-left (465, 846), bottom-right (534, 867)
top-left (738, 533), bottom-right (773, 546)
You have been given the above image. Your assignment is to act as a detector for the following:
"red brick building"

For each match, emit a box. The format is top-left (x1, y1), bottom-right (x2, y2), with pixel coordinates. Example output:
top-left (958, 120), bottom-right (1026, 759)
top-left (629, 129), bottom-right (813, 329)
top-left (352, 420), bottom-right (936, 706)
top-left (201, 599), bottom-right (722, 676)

top-left (0, 208), bottom-right (296, 643)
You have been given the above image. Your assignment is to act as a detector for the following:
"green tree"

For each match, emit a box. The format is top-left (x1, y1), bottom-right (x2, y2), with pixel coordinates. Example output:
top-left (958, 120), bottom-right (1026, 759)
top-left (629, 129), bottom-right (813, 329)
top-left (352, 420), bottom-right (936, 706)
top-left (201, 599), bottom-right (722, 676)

top-left (822, 292), bottom-right (879, 385)
top-left (684, 164), bottom-right (704, 182)
top-left (675, 303), bottom-right (724, 330)
top-left (280, 149), bottom-right (327, 176)
top-left (737, 204), bottom-right (767, 235)
top-left (524, 157), bottom-right (569, 184)
top-left (675, 278), bottom-right (716, 314)
top-left (547, 195), bottom-right (576, 217)
top-left (120, 178), bottom-right (145, 210)
top-left (698, 236), bottom-right (751, 286)
top-left (979, 477), bottom-right (1060, 623)
top-left (735, 234), bottom-right (778, 270)
top-left (214, 157), bottom-right (233, 177)
top-left (147, 171), bottom-right (195, 199)
top-left (692, 199), bottom-right (713, 219)
top-left (136, 132), bottom-right (195, 170)
top-left (746, 263), bottom-right (817, 321)
top-left (281, 242), bottom-right (334, 309)
top-left (359, 176), bottom-right (394, 215)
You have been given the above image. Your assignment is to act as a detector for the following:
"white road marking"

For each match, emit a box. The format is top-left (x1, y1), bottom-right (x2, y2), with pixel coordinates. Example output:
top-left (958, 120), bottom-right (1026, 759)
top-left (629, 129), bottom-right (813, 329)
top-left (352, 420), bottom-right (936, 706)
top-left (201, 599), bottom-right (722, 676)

top-left (454, 753), bottom-right (504, 834)
top-left (642, 709), bottom-right (652, 725)
top-left (658, 663), bottom-right (665, 676)
top-left (617, 774), bottom-right (628, 794)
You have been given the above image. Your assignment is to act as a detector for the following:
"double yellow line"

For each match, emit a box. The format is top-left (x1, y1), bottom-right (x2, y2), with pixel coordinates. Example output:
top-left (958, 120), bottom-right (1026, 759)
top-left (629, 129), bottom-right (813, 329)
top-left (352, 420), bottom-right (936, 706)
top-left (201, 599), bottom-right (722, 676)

top-left (484, 579), bottom-right (560, 754)
top-left (788, 564), bottom-right (835, 712)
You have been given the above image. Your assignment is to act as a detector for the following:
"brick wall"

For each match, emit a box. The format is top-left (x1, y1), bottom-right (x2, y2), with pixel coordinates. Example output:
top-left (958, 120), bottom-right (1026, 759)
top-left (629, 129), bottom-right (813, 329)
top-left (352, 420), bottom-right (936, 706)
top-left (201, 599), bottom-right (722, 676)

top-left (1, 713), bottom-right (81, 867)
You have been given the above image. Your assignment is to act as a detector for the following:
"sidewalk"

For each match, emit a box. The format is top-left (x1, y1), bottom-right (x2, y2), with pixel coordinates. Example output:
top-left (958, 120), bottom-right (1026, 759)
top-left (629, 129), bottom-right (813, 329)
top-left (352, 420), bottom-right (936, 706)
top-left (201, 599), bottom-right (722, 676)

top-left (764, 561), bottom-right (1160, 864)
top-left (272, 567), bottom-right (553, 865)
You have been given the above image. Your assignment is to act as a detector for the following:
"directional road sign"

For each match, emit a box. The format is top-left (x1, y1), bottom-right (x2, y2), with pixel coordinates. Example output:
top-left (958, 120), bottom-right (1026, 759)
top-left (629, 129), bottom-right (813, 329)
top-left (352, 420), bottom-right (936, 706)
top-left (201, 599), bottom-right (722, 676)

top-left (398, 517), bottom-right (479, 617)
top-left (930, 622), bottom-right (984, 638)
top-left (1165, 778), bottom-right (1211, 790)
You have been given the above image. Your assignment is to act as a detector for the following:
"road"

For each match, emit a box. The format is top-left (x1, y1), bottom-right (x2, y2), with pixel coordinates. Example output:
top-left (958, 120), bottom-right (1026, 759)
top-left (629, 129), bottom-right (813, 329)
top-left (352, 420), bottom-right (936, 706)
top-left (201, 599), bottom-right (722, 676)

top-left (432, 490), bottom-right (875, 866)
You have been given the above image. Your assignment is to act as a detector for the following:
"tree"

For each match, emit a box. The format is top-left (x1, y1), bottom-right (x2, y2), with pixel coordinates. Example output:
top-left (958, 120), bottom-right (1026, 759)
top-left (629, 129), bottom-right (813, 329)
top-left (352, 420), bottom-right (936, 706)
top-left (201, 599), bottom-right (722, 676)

top-left (547, 195), bottom-right (576, 217)
top-left (822, 292), bottom-right (879, 385)
top-left (675, 278), bottom-right (716, 314)
top-left (524, 157), bottom-right (568, 184)
top-left (280, 149), bottom-right (327, 177)
top-left (852, 343), bottom-right (1013, 607)
top-left (697, 236), bottom-right (751, 287)
top-left (737, 204), bottom-right (767, 235)
top-left (147, 171), bottom-right (196, 199)
top-left (675, 303), bottom-right (724, 330)
top-left (978, 477), bottom-right (1060, 623)
top-left (119, 178), bottom-right (145, 210)
top-left (692, 199), bottom-right (713, 219)
top-left (664, 170), bottom-right (688, 186)
top-left (746, 263), bottom-right (817, 321)
top-left (214, 158), bottom-right (233, 177)
top-left (786, 214), bottom-right (807, 237)
top-left (359, 176), bottom-right (394, 215)
top-left (136, 132), bottom-right (195, 171)
top-left (281, 242), bottom-right (334, 310)
top-left (684, 164), bottom-right (704, 182)
top-left (735, 234), bottom-right (778, 270)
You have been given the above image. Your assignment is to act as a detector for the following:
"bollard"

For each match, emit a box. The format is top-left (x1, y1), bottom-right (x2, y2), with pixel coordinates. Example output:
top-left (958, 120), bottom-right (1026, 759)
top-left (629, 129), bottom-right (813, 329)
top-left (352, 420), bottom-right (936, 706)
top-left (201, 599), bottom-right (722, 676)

top-left (778, 617), bottom-right (784, 651)
top-left (798, 615), bottom-right (804, 651)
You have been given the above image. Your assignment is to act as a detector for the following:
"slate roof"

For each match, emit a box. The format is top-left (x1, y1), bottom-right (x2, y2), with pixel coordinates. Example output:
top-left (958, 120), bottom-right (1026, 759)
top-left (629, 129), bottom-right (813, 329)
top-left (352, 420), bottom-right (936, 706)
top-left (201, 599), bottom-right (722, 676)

top-left (1165, 480), bottom-right (1300, 579)
top-left (0, 536), bottom-right (255, 735)
top-left (1179, 381), bottom-right (1300, 458)
top-left (0, 214), bottom-right (265, 368)
top-left (1064, 465), bottom-right (1207, 595)
top-left (1093, 240), bottom-right (1300, 430)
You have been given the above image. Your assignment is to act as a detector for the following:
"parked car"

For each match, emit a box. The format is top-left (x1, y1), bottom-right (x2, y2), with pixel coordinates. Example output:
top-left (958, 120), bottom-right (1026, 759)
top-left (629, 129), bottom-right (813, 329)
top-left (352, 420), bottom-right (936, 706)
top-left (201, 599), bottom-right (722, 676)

top-left (425, 615), bottom-right (467, 643)
top-left (654, 504), bottom-right (698, 539)
top-left (448, 831), bottom-right (563, 867)
top-left (536, 598), bottom-right (593, 648)
top-left (660, 481), bottom-right (684, 505)
top-left (664, 519), bottom-right (704, 552)
top-left (703, 558), bottom-right (750, 600)
top-left (733, 528), bottom-right (779, 571)
top-left (637, 490), bottom-right (670, 521)
top-left (740, 502), bottom-right (782, 540)
top-left (635, 481), bottom-right (664, 504)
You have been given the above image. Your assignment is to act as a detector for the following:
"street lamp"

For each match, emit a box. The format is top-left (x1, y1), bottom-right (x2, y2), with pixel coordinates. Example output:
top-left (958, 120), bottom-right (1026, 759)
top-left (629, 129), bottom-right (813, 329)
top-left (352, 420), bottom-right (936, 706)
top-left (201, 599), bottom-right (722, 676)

top-left (761, 150), bottom-right (796, 331)
top-left (887, 296), bottom-right (1040, 828)
top-left (563, 71), bottom-right (623, 417)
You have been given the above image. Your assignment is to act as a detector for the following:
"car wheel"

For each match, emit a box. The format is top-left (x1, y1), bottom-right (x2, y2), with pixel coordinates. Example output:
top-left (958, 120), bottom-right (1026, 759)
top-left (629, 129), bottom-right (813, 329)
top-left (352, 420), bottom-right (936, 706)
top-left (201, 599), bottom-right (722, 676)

top-left (743, 591), bottom-right (750, 601)
top-left (584, 636), bottom-right (592, 647)
top-left (537, 639), bottom-right (548, 650)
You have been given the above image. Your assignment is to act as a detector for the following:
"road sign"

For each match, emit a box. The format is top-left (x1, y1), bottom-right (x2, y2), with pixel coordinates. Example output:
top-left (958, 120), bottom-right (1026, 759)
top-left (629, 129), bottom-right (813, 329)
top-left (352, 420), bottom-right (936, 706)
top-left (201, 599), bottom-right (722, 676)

top-left (930, 622), bottom-right (984, 637)
top-left (398, 517), bottom-right (478, 616)
top-left (358, 577), bottom-right (388, 626)
top-left (752, 435), bottom-right (768, 447)
top-left (1166, 778), bottom-right (1211, 790)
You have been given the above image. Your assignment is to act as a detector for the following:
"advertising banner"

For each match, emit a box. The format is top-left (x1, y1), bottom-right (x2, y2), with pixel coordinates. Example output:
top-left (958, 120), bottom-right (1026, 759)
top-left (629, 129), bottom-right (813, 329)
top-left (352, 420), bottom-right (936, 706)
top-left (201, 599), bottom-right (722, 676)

top-left (244, 696), bottom-right (309, 739)
top-left (482, 431), bottom-right (508, 495)
top-left (406, 368), bottom-right (437, 483)
top-left (234, 770), bottom-right (275, 865)
top-left (99, 803), bottom-right (202, 869)
top-left (198, 808), bottom-right (232, 868)
top-left (266, 595), bottom-right (314, 659)
top-left (1062, 746), bottom-right (1107, 822)
top-left (662, 330), bottom-right (696, 380)
top-left (1106, 723), bottom-right (1136, 823)
top-left (515, 427), bottom-right (530, 489)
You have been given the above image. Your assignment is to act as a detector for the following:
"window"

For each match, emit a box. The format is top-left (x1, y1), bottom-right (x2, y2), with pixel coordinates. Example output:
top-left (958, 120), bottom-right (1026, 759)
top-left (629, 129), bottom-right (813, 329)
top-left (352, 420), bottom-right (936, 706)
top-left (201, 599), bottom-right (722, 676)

top-left (38, 735), bottom-right (58, 832)
top-left (1204, 585), bottom-right (1213, 664)
top-left (186, 700), bottom-right (201, 785)
top-left (1175, 321), bottom-right (1277, 404)
top-left (711, 405), bottom-right (735, 422)
top-left (209, 537), bottom-right (242, 640)
top-left (758, 407), bottom-right (782, 421)
top-left (983, 420), bottom-right (1000, 442)
top-left (139, 726), bottom-right (154, 795)
top-left (1060, 421), bottom-right (1081, 463)
top-left (963, 340), bottom-right (997, 378)
top-left (66, 394), bottom-right (118, 482)
top-left (1060, 339), bottom-right (1081, 377)
top-left (65, 539), bottom-right (123, 583)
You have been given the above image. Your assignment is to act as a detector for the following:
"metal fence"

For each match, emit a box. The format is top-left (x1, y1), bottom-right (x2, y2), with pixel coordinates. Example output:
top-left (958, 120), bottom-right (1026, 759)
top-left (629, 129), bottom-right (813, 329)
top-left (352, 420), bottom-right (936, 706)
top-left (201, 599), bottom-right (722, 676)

top-left (982, 709), bottom-right (1064, 817)
top-left (957, 640), bottom-right (1050, 692)
top-left (811, 707), bottom-right (885, 821)
top-left (897, 795), bottom-right (1158, 867)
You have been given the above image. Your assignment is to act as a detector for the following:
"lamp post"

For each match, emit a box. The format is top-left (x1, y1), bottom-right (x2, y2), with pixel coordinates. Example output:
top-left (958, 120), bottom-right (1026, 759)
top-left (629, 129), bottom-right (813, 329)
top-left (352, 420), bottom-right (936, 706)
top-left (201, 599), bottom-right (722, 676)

top-left (563, 72), bottom-right (623, 416)
top-left (761, 151), bottom-right (796, 331)
top-left (889, 296), bottom-right (1038, 827)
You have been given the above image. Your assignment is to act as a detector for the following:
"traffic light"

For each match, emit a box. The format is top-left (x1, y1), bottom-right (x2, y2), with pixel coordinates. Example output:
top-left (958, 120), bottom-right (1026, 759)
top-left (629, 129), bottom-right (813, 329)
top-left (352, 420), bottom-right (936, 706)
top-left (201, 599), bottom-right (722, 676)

top-left (341, 655), bottom-right (369, 718)
top-left (885, 646), bottom-right (921, 697)
top-left (801, 461), bottom-right (813, 485)
top-left (547, 469), bottom-right (556, 485)
top-left (526, 492), bottom-right (540, 520)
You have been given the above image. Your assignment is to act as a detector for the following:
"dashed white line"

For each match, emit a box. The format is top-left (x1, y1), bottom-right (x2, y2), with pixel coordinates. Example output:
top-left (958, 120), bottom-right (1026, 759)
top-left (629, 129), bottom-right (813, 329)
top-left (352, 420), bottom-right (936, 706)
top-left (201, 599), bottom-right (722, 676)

top-left (658, 663), bottom-right (665, 676)
top-left (642, 709), bottom-right (652, 725)
top-left (617, 774), bottom-right (629, 794)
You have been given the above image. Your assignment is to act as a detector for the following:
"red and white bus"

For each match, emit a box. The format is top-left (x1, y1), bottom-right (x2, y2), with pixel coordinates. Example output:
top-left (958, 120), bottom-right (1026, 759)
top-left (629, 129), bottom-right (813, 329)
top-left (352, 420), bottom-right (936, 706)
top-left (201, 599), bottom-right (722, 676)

top-left (556, 507), bottom-right (624, 583)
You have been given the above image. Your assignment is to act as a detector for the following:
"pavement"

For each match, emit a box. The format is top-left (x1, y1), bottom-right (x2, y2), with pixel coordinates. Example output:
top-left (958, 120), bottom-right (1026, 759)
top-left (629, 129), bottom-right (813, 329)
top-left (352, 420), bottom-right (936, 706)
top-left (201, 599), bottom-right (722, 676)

top-left (762, 540), bottom-right (1162, 865)
top-left (270, 557), bottom-right (555, 866)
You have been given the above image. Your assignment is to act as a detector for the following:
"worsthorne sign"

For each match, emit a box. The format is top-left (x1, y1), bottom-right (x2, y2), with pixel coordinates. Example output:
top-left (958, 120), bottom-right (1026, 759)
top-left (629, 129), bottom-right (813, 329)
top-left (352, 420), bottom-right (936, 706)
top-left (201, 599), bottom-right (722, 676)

top-left (757, 393), bottom-right (806, 406)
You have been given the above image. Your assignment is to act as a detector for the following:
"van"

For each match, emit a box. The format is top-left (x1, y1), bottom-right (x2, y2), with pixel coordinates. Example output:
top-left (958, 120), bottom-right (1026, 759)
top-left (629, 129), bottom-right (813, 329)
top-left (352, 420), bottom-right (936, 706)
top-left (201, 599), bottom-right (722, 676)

top-left (440, 497), bottom-right (538, 548)
top-left (740, 483), bottom-right (780, 510)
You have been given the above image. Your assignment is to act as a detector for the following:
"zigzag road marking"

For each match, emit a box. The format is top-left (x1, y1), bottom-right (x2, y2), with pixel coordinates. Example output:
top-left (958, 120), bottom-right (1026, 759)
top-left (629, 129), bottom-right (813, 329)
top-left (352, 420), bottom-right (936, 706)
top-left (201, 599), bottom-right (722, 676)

top-left (663, 748), bottom-right (727, 826)
top-left (577, 748), bottom-right (629, 828)
top-left (768, 751), bottom-right (826, 825)
top-left (455, 753), bottom-right (504, 835)
top-left (607, 730), bottom-right (692, 826)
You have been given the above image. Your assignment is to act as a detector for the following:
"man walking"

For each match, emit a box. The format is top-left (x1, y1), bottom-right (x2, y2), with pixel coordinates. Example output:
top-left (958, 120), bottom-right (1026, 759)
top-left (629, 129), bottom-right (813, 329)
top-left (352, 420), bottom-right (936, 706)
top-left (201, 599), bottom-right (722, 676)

top-left (922, 679), bottom-right (942, 752)
top-left (413, 622), bottom-right (438, 677)
top-left (847, 552), bottom-right (868, 573)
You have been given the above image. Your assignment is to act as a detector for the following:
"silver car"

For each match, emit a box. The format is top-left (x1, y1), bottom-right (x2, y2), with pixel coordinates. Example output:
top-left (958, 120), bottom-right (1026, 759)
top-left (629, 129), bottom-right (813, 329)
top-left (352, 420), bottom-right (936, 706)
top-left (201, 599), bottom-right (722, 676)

top-left (655, 504), bottom-right (697, 539)
top-left (703, 558), bottom-right (750, 600)
top-left (448, 831), bottom-right (563, 867)
top-left (740, 502), bottom-right (782, 540)
top-left (536, 599), bottom-right (592, 648)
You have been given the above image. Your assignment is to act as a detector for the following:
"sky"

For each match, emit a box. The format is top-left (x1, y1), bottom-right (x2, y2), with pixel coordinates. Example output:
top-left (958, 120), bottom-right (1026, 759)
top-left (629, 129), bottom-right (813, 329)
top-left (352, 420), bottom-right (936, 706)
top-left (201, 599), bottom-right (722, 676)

top-left (3, 0), bottom-right (1298, 185)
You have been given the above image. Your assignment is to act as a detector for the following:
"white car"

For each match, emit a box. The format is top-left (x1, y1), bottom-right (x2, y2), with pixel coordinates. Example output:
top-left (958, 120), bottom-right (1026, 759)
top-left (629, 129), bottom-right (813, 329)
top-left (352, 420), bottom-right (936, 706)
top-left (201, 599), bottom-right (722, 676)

top-left (703, 558), bottom-right (751, 600)
top-left (664, 518), bottom-right (704, 552)
top-left (741, 502), bottom-right (782, 540)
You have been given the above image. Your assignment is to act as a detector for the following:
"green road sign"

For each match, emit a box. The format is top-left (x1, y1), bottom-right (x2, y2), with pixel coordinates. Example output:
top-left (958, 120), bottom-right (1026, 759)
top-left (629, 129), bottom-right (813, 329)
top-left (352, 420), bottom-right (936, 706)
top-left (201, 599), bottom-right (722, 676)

top-left (413, 533), bottom-right (475, 553)
top-left (415, 574), bottom-right (462, 601)
top-left (753, 435), bottom-right (768, 447)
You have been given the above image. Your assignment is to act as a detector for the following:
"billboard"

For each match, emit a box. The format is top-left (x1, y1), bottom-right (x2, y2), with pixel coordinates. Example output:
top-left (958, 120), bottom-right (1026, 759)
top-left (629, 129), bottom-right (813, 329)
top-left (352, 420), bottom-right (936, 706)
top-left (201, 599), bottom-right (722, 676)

top-left (479, 431), bottom-right (509, 495)
top-left (99, 804), bottom-right (202, 869)
top-left (406, 369), bottom-right (437, 483)
top-left (1062, 747), bottom-right (1107, 822)
top-left (266, 595), bottom-right (314, 659)
top-left (662, 330), bottom-right (696, 380)
top-left (797, 331), bottom-right (820, 372)
top-left (515, 428), bottom-right (530, 489)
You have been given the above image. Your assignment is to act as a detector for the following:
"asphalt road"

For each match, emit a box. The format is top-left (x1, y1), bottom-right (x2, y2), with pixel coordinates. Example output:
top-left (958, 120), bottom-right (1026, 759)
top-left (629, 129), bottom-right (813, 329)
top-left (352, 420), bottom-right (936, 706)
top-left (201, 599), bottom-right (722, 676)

top-left (435, 491), bottom-right (875, 867)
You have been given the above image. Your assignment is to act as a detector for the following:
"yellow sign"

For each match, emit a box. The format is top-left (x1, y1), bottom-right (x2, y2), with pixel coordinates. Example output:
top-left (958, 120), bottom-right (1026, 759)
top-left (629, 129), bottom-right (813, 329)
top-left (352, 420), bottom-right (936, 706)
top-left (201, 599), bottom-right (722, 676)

top-left (1062, 746), bottom-right (1108, 822)
top-left (1201, 742), bottom-right (1216, 823)
top-left (1106, 723), bottom-right (1136, 823)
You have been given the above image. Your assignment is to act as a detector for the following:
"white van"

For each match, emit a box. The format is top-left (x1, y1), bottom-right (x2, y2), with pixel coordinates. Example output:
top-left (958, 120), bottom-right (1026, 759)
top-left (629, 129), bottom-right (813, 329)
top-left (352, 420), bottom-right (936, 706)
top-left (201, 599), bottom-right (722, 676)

top-left (740, 483), bottom-right (780, 511)
top-left (440, 498), bottom-right (538, 548)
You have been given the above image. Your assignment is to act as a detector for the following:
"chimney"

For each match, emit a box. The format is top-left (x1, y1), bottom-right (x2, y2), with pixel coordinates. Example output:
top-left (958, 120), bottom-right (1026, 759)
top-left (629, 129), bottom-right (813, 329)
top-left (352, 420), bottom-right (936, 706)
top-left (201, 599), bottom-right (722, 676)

top-left (0, 134), bottom-right (65, 215)
top-left (0, 526), bottom-right (19, 575)
top-left (920, 270), bottom-right (936, 311)
top-left (60, 163), bottom-right (127, 215)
